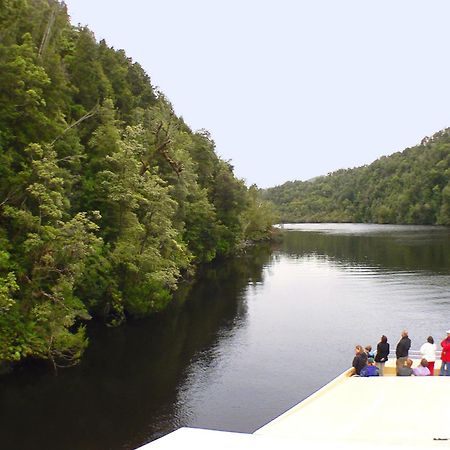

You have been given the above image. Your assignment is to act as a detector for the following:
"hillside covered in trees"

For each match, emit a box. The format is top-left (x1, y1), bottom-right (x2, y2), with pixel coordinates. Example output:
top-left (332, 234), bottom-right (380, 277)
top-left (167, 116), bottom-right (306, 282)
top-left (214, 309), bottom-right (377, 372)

top-left (0, 0), bottom-right (276, 370)
top-left (264, 130), bottom-right (450, 225)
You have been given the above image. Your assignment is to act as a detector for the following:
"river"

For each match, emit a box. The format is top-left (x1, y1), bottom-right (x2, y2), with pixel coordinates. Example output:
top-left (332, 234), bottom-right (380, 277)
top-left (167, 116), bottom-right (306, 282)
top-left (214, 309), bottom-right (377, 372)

top-left (1, 224), bottom-right (449, 449)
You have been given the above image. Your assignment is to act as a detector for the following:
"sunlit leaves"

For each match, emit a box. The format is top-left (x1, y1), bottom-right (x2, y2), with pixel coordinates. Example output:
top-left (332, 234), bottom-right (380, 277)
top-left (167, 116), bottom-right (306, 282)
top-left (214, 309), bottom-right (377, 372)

top-left (0, 0), bottom-right (275, 370)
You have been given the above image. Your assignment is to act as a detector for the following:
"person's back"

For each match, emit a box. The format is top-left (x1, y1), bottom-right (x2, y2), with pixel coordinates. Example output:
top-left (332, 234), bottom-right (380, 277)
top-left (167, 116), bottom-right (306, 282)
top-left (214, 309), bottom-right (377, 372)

top-left (396, 330), bottom-right (411, 375)
top-left (375, 335), bottom-right (389, 376)
top-left (375, 341), bottom-right (389, 363)
top-left (420, 337), bottom-right (436, 375)
top-left (398, 366), bottom-right (413, 376)
top-left (420, 341), bottom-right (436, 361)
top-left (413, 358), bottom-right (430, 376)
top-left (352, 345), bottom-right (368, 375)
top-left (360, 363), bottom-right (379, 377)
top-left (396, 335), bottom-right (411, 358)
top-left (365, 345), bottom-right (375, 359)
top-left (398, 358), bottom-right (413, 376)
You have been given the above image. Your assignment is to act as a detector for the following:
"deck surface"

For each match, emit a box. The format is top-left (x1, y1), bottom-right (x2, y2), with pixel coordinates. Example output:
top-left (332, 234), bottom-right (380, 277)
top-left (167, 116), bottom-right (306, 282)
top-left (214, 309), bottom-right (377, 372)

top-left (140, 360), bottom-right (449, 449)
top-left (256, 369), bottom-right (450, 448)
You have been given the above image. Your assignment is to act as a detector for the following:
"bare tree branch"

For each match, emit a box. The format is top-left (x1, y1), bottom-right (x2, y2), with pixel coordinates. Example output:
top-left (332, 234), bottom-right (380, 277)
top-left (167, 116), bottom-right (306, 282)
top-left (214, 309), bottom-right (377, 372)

top-left (38, 6), bottom-right (57, 58)
top-left (50, 105), bottom-right (99, 146)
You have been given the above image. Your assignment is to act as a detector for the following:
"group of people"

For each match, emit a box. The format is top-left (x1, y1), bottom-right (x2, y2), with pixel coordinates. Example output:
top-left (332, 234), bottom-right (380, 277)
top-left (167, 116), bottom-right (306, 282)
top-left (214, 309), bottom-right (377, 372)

top-left (352, 329), bottom-right (450, 377)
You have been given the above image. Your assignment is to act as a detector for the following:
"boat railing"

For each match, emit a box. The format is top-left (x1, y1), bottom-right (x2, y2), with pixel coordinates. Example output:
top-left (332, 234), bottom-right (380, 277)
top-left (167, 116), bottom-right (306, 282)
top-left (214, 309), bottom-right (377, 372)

top-left (387, 349), bottom-right (442, 359)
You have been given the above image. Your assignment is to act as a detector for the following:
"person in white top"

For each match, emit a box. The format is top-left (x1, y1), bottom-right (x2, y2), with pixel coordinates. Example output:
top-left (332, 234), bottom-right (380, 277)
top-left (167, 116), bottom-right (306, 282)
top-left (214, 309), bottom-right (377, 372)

top-left (420, 336), bottom-right (437, 375)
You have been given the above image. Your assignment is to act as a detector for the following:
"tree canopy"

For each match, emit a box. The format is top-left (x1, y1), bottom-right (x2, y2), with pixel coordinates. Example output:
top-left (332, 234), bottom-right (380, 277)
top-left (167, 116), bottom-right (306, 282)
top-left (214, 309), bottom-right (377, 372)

top-left (0, 0), bottom-right (276, 369)
top-left (264, 130), bottom-right (450, 226)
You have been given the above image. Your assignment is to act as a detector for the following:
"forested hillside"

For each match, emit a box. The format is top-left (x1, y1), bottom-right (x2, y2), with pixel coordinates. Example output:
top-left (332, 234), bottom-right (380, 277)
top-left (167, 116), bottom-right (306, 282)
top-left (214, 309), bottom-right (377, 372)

top-left (0, 0), bottom-right (276, 369)
top-left (264, 130), bottom-right (450, 225)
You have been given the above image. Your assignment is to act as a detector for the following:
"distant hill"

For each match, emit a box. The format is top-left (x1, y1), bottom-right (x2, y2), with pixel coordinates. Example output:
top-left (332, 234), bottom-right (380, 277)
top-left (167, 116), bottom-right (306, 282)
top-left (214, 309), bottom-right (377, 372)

top-left (263, 129), bottom-right (450, 225)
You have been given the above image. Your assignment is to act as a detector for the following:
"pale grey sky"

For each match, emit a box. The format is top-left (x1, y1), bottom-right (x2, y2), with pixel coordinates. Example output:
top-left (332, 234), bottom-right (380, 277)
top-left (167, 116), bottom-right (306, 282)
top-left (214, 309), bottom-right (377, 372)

top-left (65, 0), bottom-right (450, 188)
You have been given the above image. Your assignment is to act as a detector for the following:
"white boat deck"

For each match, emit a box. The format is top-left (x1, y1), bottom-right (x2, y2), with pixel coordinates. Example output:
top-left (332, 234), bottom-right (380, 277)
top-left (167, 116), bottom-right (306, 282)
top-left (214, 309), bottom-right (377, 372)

top-left (138, 359), bottom-right (450, 450)
top-left (256, 377), bottom-right (449, 447)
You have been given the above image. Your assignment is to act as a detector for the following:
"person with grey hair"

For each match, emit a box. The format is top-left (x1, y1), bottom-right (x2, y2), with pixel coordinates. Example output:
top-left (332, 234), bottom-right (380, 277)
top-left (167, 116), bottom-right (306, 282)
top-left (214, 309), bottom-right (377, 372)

top-left (396, 330), bottom-right (411, 376)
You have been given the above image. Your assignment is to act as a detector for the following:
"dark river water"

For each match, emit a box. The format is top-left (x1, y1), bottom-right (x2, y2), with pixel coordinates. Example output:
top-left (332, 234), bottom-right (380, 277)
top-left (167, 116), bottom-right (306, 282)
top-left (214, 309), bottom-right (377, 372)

top-left (1, 224), bottom-right (449, 449)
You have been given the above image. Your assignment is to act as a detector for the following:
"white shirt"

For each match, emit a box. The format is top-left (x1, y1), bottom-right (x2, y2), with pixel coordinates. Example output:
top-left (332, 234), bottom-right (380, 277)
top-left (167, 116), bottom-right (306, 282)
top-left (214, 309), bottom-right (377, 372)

top-left (420, 342), bottom-right (437, 362)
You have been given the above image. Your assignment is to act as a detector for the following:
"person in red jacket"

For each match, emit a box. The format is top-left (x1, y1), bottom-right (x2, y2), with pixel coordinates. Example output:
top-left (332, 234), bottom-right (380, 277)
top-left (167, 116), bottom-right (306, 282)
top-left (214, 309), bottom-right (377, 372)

top-left (440, 330), bottom-right (450, 376)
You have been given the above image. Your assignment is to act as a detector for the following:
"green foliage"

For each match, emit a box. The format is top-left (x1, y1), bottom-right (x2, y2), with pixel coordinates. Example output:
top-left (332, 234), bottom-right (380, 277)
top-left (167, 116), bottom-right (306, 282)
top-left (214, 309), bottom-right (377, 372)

top-left (182, 188), bottom-right (220, 263)
top-left (0, 0), bottom-right (275, 369)
top-left (0, 206), bottom-right (100, 366)
top-left (99, 125), bottom-right (191, 318)
top-left (264, 130), bottom-right (450, 226)
top-left (242, 185), bottom-right (279, 242)
top-left (0, 271), bottom-right (18, 314)
top-left (0, 32), bottom-right (51, 150)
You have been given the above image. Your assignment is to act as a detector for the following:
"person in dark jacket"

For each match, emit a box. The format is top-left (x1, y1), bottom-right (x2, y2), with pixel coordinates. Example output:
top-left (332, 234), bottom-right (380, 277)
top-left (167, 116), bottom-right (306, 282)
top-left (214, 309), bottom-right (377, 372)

top-left (375, 335), bottom-right (390, 376)
top-left (352, 345), bottom-right (368, 376)
top-left (396, 330), bottom-right (411, 375)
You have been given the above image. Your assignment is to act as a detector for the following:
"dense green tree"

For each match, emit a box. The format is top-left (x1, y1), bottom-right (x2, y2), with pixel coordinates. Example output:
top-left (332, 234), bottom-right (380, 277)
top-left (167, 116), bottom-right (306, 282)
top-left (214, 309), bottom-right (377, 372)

top-left (65, 26), bottom-right (111, 113)
top-left (99, 125), bottom-right (191, 318)
top-left (242, 185), bottom-right (279, 242)
top-left (0, 0), bottom-right (276, 370)
top-left (264, 129), bottom-right (450, 226)
top-left (0, 143), bottom-right (100, 367)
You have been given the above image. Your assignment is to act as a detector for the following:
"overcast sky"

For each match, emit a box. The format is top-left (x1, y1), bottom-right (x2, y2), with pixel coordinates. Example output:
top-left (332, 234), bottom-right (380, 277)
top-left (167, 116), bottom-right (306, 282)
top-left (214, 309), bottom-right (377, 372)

top-left (65, 0), bottom-right (450, 188)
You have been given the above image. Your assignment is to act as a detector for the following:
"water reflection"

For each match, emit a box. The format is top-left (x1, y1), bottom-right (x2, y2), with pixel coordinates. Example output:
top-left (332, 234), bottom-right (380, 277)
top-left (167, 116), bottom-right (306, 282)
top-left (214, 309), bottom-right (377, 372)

top-left (1, 226), bottom-right (450, 450)
top-left (278, 224), bottom-right (450, 273)
top-left (0, 245), bottom-right (272, 450)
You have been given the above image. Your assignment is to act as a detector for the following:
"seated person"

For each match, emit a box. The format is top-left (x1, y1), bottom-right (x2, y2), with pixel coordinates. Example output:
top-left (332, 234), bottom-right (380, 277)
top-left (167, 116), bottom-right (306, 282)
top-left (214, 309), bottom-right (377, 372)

top-left (360, 357), bottom-right (379, 377)
top-left (397, 358), bottom-right (413, 376)
top-left (352, 345), bottom-right (368, 375)
top-left (365, 345), bottom-right (375, 359)
top-left (412, 358), bottom-right (431, 376)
